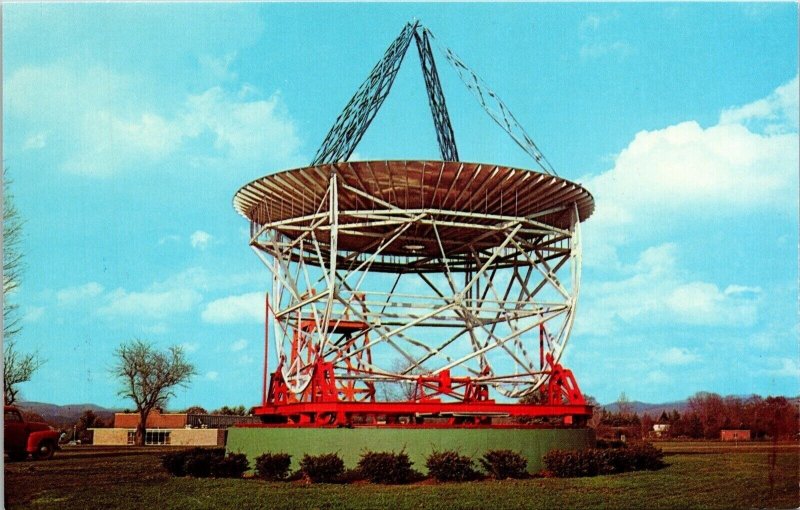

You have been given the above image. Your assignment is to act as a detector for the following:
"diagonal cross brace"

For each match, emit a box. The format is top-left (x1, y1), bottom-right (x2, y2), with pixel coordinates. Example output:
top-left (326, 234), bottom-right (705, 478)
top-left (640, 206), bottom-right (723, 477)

top-left (312, 22), bottom-right (460, 165)
top-left (414, 27), bottom-right (459, 161)
top-left (312, 22), bottom-right (418, 166)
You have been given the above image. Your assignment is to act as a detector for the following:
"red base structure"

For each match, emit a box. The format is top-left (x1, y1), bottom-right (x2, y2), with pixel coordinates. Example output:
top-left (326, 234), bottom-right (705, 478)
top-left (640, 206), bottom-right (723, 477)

top-left (253, 352), bottom-right (591, 427)
top-left (254, 298), bottom-right (591, 428)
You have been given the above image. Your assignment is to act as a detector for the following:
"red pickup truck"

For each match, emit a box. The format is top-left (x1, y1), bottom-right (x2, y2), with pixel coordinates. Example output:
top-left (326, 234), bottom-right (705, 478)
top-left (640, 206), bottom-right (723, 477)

top-left (4, 405), bottom-right (60, 461)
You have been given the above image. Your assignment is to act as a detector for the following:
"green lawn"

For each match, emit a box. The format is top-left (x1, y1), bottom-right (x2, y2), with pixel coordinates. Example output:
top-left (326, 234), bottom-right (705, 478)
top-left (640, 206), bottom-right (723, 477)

top-left (5, 442), bottom-right (798, 509)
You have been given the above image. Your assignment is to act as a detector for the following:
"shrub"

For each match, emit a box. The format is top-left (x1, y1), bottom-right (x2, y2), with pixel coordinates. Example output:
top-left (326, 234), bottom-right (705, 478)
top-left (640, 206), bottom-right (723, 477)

top-left (543, 442), bottom-right (665, 478)
top-left (211, 452), bottom-right (249, 478)
top-left (299, 453), bottom-right (345, 483)
top-left (339, 468), bottom-right (365, 484)
top-left (162, 449), bottom-right (190, 476)
top-left (162, 448), bottom-right (248, 478)
top-left (542, 449), bottom-right (598, 478)
top-left (255, 452), bottom-right (292, 481)
top-left (479, 450), bottom-right (528, 479)
top-left (357, 451), bottom-right (415, 484)
top-left (162, 448), bottom-right (222, 477)
top-left (185, 451), bottom-right (216, 477)
top-left (425, 450), bottom-right (479, 482)
top-left (625, 442), bottom-right (665, 471)
top-left (595, 439), bottom-right (627, 449)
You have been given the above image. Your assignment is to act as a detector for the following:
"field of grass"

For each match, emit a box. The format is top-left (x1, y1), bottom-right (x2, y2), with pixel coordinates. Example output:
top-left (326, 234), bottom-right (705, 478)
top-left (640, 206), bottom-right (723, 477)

top-left (5, 441), bottom-right (798, 509)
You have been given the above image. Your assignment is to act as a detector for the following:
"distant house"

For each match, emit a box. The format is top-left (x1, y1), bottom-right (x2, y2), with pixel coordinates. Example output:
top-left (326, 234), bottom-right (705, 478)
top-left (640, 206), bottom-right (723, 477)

top-left (652, 423), bottom-right (670, 438)
top-left (90, 409), bottom-right (261, 446)
top-left (720, 429), bottom-right (751, 441)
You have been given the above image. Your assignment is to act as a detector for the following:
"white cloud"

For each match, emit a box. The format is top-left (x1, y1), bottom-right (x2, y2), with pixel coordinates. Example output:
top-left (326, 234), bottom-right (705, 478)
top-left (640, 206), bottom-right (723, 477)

top-left (98, 288), bottom-right (202, 319)
top-left (199, 52), bottom-right (238, 82)
top-left (205, 371), bottom-right (219, 381)
top-left (661, 347), bottom-right (699, 366)
top-left (723, 285), bottom-right (762, 296)
top-left (585, 121), bottom-right (798, 225)
top-left (231, 339), bottom-right (248, 352)
top-left (5, 64), bottom-right (303, 177)
top-left (150, 267), bottom-right (211, 293)
top-left (665, 282), bottom-right (759, 326)
top-left (159, 234), bottom-right (181, 245)
top-left (579, 12), bottom-right (619, 32)
top-left (88, 268), bottom-right (208, 319)
top-left (180, 342), bottom-right (199, 353)
top-left (4, 65), bottom-right (127, 123)
top-left (645, 370), bottom-right (670, 384)
top-left (580, 41), bottom-right (632, 59)
top-left (574, 84), bottom-right (796, 336)
top-left (765, 358), bottom-right (800, 378)
top-left (57, 282), bottom-right (105, 306)
top-left (238, 354), bottom-right (255, 365)
top-left (23, 306), bottom-right (45, 323)
top-left (581, 77), bottom-right (799, 269)
top-left (201, 291), bottom-right (264, 324)
top-left (720, 75), bottom-right (798, 134)
top-left (579, 14), bottom-right (603, 31)
top-left (182, 86), bottom-right (301, 165)
top-left (142, 323), bottom-right (169, 335)
top-left (62, 110), bottom-right (183, 177)
top-left (748, 323), bottom-right (797, 350)
top-left (190, 230), bottom-right (213, 250)
top-left (23, 132), bottom-right (47, 150)
top-left (576, 243), bottom-right (760, 334)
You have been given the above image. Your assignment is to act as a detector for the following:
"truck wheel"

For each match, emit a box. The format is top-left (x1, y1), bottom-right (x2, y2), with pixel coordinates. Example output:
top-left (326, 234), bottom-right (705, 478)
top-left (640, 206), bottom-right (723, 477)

top-left (33, 441), bottom-right (55, 460)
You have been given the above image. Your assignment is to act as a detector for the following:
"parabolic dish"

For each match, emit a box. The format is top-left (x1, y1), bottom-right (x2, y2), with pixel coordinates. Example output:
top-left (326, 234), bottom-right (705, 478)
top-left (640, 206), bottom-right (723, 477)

top-left (234, 160), bottom-right (594, 262)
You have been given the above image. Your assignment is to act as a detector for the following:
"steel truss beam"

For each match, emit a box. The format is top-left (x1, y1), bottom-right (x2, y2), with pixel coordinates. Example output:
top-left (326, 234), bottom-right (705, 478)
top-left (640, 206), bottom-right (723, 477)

top-left (311, 22), bottom-right (553, 173)
top-left (250, 174), bottom-right (583, 404)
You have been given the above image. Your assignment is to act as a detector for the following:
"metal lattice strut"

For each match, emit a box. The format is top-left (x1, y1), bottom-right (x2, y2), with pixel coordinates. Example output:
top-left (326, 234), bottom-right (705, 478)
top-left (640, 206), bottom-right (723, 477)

top-left (423, 27), bottom-right (558, 176)
top-left (414, 27), bottom-right (459, 161)
top-left (312, 23), bottom-right (417, 166)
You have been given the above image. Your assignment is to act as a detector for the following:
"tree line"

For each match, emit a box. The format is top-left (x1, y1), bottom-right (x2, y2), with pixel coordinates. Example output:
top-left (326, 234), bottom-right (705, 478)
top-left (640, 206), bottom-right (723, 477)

top-left (597, 392), bottom-right (799, 440)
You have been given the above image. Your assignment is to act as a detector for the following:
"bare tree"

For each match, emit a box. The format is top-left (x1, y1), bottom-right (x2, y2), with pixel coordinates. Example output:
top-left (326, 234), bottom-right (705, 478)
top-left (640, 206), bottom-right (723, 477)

top-left (377, 359), bottom-right (422, 401)
top-left (4, 343), bottom-right (44, 405)
top-left (112, 340), bottom-right (195, 445)
top-left (3, 170), bottom-right (42, 404)
top-left (616, 391), bottom-right (634, 419)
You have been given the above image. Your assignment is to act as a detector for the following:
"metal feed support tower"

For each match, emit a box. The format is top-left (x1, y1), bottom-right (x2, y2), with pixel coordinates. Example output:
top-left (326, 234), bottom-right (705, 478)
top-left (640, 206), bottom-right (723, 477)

top-left (234, 22), bottom-right (594, 427)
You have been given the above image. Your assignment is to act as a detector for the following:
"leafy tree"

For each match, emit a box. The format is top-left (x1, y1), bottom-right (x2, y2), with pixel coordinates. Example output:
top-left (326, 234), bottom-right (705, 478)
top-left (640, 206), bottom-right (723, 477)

top-left (184, 406), bottom-right (208, 415)
top-left (640, 413), bottom-right (655, 438)
top-left (752, 396), bottom-right (799, 439)
top-left (3, 171), bottom-right (43, 404)
top-left (212, 405), bottom-right (247, 416)
top-left (688, 392), bottom-right (726, 439)
top-left (585, 395), bottom-right (602, 429)
top-left (75, 409), bottom-right (107, 443)
top-left (516, 388), bottom-right (557, 424)
top-left (112, 340), bottom-right (195, 445)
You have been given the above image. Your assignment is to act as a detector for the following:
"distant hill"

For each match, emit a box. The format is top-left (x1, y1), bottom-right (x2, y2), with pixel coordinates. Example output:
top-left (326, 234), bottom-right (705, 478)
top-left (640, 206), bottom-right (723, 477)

top-left (15, 401), bottom-right (117, 427)
top-left (602, 400), bottom-right (689, 417)
top-left (601, 395), bottom-right (800, 417)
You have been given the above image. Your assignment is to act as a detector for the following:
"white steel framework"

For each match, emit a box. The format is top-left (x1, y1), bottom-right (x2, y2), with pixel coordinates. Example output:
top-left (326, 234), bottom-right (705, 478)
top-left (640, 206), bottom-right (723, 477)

top-left (236, 160), bottom-right (593, 402)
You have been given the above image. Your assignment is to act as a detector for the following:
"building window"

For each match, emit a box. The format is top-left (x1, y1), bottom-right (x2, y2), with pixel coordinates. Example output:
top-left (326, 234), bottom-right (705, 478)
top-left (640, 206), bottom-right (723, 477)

top-left (145, 430), bottom-right (171, 445)
top-left (126, 430), bottom-right (171, 445)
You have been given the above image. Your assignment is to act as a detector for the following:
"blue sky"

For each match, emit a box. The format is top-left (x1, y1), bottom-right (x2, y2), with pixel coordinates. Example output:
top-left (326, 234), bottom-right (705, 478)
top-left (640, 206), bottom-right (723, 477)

top-left (3, 3), bottom-right (798, 409)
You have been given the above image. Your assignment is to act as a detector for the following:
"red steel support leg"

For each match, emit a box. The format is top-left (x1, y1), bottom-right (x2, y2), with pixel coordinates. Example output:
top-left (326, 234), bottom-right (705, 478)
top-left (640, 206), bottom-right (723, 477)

top-left (262, 293), bottom-right (270, 406)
